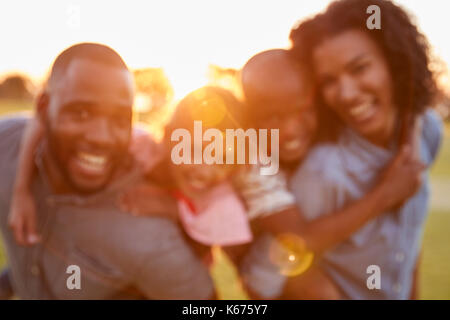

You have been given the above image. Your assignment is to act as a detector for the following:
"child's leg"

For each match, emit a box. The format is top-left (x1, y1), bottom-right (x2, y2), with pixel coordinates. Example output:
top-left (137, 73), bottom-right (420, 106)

top-left (211, 245), bottom-right (251, 300)
top-left (280, 266), bottom-right (341, 300)
top-left (222, 243), bottom-right (250, 266)
top-left (0, 268), bottom-right (13, 300)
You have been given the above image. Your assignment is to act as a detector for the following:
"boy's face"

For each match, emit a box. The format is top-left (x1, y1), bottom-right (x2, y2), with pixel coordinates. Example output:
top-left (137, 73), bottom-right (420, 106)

top-left (256, 85), bottom-right (317, 166)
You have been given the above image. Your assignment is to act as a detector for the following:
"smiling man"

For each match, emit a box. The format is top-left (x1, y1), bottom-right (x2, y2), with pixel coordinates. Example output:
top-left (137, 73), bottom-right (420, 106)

top-left (42, 45), bottom-right (134, 194)
top-left (0, 43), bottom-right (213, 299)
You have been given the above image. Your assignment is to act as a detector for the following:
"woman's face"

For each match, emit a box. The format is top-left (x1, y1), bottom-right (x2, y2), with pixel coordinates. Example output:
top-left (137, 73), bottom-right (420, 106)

top-left (312, 29), bottom-right (397, 147)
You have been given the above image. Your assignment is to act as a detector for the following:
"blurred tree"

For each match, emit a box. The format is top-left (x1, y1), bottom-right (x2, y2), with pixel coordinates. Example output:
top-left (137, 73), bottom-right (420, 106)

top-left (0, 74), bottom-right (34, 100)
top-left (435, 85), bottom-right (450, 121)
top-left (133, 68), bottom-right (173, 113)
top-left (132, 68), bottom-right (174, 139)
top-left (207, 65), bottom-right (243, 100)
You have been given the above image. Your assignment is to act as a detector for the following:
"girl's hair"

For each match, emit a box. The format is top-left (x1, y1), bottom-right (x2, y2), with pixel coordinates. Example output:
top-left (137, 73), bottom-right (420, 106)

top-left (148, 86), bottom-right (245, 187)
top-left (289, 0), bottom-right (438, 141)
top-left (164, 86), bottom-right (246, 138)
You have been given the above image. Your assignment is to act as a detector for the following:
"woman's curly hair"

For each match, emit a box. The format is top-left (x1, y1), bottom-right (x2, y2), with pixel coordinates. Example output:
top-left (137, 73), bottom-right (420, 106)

top-left (289, 0), bottom-right (438, 140)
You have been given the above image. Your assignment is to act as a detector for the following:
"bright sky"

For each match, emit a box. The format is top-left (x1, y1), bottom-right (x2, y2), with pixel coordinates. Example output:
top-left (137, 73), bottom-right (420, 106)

top-left (0, 0), bottom-right (449, 98)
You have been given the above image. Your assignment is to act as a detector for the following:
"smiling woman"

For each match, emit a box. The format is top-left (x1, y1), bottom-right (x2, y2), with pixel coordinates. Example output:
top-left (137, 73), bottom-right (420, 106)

top-left (290, 0), bottom-right (438, 145)
top-left (312, 29), bottom-right (397, 148)
top-left (286, 0), bottom-right (444, 300)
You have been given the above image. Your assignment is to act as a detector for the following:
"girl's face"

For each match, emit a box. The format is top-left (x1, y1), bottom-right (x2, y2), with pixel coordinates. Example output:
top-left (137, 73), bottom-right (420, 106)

top-left (312, 29), bottom-right (397, 147)
top-left (170, 162), bottom-right (233, 201)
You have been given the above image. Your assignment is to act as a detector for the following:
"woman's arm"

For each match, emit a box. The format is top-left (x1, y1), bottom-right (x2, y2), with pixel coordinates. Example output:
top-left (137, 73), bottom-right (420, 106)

top-left (8, 117), bottom-right (44, 246)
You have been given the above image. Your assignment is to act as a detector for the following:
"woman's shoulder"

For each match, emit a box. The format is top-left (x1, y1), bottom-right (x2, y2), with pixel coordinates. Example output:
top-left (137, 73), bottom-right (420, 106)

top-left (300, 143), bottom-right (344, 173)
top-left (292, 142), bottom-right (347, 186)
top-left (421, 108), bottom-right (444, 164)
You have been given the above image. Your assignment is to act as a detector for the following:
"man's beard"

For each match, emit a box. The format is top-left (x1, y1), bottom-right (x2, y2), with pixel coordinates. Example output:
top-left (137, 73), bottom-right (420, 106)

top-left (43, 119), bottom-right (119, 195)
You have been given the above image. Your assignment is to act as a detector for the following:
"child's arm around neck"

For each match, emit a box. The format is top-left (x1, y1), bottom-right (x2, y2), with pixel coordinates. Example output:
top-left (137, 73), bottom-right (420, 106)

top-left (8, 116), bottom-right (44, 246)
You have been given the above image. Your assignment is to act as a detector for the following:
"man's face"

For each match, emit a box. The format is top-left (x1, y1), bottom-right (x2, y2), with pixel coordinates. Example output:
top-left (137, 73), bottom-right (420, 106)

top-left (43, 59), bottom-right (134, 194)
top-left (256, 80), bottom-right (317, 166)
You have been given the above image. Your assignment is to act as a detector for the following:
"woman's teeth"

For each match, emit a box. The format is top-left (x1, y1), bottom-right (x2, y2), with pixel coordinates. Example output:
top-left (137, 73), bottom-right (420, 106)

top-left (75, 152), bottom-right (108, 174)
top-left (349, 102), bottom-right (376, 121)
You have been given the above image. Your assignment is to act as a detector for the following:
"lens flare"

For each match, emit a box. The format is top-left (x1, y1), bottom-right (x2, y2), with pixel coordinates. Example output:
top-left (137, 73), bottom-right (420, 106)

top-left (189, 88), bottom-right (228, 128)
top-left (269, 233), bottom-right (314, 277)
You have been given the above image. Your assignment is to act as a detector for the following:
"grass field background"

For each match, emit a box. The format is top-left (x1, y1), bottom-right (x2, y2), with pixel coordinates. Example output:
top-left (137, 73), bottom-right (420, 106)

top-left (0, 100), bottom-right (449, 299)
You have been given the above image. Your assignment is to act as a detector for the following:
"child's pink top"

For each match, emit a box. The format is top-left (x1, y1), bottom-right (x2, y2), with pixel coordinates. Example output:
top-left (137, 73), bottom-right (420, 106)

top-left (175, 182), bottom-right (253, 247)
top-left (129, 125), bottom-right (252, 247)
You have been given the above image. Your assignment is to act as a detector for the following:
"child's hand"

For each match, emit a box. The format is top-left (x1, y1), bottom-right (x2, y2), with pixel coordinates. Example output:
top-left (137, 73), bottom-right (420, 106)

top-left (8, 188), bottom-right (41, 246)
top-left (118, 182), bottom-right (178, 220)
top-left (129, 127), bottom-right (165, 173)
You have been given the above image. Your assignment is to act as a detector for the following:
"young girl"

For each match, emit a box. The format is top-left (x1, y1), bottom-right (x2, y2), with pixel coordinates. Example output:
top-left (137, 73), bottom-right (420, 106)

top-left (120, 86), bottom-right (254, 262)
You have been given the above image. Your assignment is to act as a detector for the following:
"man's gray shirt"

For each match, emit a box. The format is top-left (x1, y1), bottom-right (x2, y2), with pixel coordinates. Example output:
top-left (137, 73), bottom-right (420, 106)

top-left (0, 116), bottom-right (213, 299)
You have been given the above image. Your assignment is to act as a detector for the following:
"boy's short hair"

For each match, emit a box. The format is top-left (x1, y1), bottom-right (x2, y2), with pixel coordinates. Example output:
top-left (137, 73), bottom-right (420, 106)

top-left (241, 49), bottom-right (311, 123)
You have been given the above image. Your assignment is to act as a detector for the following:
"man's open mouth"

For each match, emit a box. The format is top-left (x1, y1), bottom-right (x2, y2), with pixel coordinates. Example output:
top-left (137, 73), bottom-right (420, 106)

top-left (72, 151), bottom-right (110, 176)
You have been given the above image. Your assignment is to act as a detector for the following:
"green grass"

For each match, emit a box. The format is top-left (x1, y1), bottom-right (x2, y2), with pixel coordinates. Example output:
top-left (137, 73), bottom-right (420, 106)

top-left (0, 100), bottom-right (449, 299)
top-left (422, 122), bottom-right (450, 299)
top-left (0, 99), bottom-right (33, 116)
top-left (420, 210), bottom-right (450, 299)
top-left (0, 99), bottom-right (31, 270)
top-left (0, 240), bottom-right (5, 269)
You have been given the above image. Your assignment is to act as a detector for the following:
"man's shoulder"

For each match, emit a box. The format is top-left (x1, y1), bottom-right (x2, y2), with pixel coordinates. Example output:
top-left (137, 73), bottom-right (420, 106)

top-left (0, 115), bottom-right (28, 152)
top-left (0, 114), bottom-right (28, 134)
top-left (0, 115), bottom-right (29, 199)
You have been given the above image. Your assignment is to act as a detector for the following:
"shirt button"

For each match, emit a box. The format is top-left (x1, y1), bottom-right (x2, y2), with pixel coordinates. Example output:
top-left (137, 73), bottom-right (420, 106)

top-left (393, 283), bottom-right (402, 293)
top-left (30, 265), bottom-right (40, 276)
top-left (395, 252), bottom-right (405, 263)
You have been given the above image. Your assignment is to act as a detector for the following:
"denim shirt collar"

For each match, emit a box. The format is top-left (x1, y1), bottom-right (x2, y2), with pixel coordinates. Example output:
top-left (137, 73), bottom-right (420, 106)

top-left (338, 123), bottom-right (401, 177)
